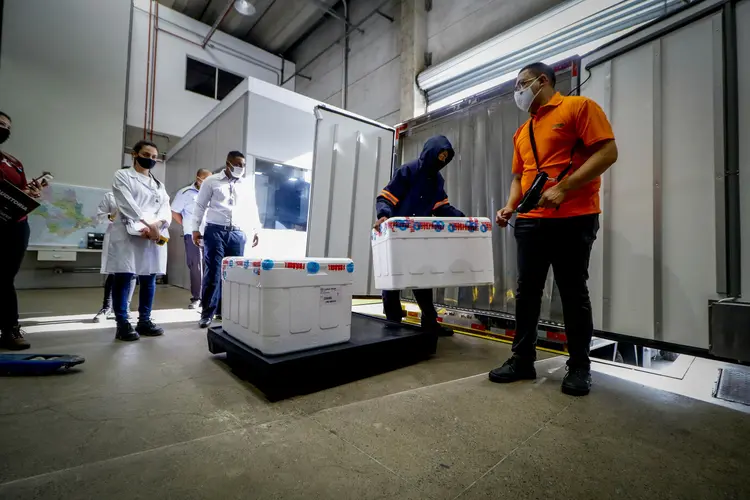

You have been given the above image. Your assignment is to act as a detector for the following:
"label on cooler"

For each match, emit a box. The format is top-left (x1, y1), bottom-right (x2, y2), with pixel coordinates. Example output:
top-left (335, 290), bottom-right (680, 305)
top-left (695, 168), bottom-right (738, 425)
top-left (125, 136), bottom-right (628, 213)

top-left (372, 217), bottom-right (492, 240)
top-left (222, 257), bottom-right (354, 274)
top-left (320, 286), bottom-right (341, 305)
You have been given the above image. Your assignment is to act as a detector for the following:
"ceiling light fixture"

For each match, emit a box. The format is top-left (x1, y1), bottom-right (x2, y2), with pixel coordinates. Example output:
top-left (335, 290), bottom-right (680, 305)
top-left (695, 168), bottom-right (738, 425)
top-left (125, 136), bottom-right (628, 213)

top-left (234, 0), bottom-right (256, 16)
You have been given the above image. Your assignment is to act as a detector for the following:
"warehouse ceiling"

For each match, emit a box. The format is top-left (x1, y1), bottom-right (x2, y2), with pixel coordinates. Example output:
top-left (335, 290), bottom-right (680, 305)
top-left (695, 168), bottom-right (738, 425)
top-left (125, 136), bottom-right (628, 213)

top-left (156, 0), bottom-right (339, 55)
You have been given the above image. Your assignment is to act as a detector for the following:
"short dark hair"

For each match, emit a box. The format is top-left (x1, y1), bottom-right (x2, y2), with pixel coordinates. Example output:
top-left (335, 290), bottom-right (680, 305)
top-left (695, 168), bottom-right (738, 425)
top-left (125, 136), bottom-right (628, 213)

top-left (132, 140), bottom-right (158, 154)
top-left (519, 62), bottom-right (556, 87)
top-left (0, 111), bottom-right (11, 122)
top-left (196, 168), bottom-right (211, 176)
top-left (227, 151), bottom-right (245, 160)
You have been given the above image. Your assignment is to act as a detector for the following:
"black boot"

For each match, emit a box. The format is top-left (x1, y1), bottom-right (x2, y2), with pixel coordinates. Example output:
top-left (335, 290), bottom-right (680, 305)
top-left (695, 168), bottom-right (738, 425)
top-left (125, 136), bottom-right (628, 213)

top-left (136, 320), bottom-right (164, 337)
top-left (422, 320), bottom-right (453, 337)
top-left (0, 325), bottom-right (31, 350)
top-left (561, 366), bottom-right (592, 396)
top-left (489, 356), bottom-right (537, 383)
top-left (115, 322), bottom-right (140, 342)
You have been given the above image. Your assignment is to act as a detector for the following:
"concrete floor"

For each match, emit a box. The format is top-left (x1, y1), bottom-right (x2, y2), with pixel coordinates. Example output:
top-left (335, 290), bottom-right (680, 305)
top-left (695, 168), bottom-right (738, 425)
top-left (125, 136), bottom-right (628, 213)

top-left (2, 287), bottom-right (749, 500)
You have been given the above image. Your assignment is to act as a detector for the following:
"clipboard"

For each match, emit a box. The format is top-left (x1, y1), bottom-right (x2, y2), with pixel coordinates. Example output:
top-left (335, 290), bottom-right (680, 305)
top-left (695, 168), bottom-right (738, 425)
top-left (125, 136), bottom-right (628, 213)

top-left (0, 179), bottom-right (40, 223)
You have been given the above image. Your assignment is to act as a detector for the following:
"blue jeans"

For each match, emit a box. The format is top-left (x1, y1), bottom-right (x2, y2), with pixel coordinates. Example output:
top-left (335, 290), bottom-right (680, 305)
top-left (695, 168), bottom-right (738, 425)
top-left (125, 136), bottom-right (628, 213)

top-left (201, 225), bottom-right (246, 319)
top-left (113, 273), bottom-right (156, 325)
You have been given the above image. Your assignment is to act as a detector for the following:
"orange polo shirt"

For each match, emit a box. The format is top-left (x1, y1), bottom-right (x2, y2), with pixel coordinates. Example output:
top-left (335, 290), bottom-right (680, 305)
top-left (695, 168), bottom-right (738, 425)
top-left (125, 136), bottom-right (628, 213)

top-left (512, 92), bottom-right (615, 219)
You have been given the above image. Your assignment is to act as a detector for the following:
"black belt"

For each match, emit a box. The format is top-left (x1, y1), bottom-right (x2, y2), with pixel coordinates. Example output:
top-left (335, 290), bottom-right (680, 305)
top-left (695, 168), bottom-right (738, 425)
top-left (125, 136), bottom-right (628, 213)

top-left (207, 223), bottom-right (243, 232)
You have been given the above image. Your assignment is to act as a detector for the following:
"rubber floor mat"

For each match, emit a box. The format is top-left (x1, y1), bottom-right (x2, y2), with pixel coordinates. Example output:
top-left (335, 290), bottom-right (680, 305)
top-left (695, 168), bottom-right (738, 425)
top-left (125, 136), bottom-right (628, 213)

top-left (712, 367), bottom-right (750, 406)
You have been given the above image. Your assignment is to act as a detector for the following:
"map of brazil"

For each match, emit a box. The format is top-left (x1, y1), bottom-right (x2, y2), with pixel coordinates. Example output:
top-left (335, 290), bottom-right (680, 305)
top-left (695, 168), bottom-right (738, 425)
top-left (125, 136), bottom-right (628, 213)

top-left (28, 183), bottom-right (110, 247)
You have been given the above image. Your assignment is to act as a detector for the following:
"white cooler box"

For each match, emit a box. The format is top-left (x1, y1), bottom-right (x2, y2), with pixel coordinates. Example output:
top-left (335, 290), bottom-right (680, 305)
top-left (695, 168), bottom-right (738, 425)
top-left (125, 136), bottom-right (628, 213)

top-left (221, 257), bottom-right (354, 355)
top-left (371, 217), bottom-right (494, 290)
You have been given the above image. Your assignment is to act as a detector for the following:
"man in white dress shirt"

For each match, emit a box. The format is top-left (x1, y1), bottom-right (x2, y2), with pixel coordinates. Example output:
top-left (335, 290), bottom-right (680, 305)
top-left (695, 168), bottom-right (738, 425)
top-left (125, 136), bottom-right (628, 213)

top-left (192, 151), bottom-right (260, 328)
top-left (171, 168), bottom-right (212, 310)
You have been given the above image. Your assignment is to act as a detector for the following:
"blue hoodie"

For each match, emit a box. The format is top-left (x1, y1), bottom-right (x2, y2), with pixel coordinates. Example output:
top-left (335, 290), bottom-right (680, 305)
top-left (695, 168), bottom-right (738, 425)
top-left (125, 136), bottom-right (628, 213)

top-left (376, 135), bottom-right (464, 219)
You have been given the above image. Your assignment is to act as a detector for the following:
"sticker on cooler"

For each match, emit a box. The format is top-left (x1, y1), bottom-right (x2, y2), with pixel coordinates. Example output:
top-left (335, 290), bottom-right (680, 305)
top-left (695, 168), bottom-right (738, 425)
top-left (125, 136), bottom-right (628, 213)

top-left (373, 217), bottom-right (491, 239)
top-left (320, 287), bottom-right (340, 305)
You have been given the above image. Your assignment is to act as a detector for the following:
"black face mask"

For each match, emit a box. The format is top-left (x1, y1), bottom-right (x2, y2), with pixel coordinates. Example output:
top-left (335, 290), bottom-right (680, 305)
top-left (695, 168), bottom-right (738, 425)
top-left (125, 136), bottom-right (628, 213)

top-left (0, 128), bottom-right (9, 145)
top-left (136, 156), bottom-right (156, 170)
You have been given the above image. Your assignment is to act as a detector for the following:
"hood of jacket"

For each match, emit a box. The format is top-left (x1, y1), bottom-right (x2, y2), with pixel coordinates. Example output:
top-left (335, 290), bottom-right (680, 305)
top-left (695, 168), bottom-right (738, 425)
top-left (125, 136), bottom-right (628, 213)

top-left (418, 135), bottom-right (454, 174)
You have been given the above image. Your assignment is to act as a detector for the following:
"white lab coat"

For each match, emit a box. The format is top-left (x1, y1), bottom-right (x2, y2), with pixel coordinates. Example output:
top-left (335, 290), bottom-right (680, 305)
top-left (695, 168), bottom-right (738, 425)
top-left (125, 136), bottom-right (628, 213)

top-left (96, 191), bottom-right (116, 273)
top-left (104, 168), bottom-right (171, 275)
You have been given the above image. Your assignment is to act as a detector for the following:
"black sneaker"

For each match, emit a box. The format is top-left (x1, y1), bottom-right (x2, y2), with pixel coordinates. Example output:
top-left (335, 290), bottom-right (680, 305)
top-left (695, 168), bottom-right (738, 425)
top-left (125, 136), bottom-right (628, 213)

top-left (0, 325), bottom-right (31, 350)
top-left (136, 320), bottom-right (164, 337)
top-left (422, 321), bottom-right (454, 337)
top-left (488, 356), bottom-right (537, 383)
top-left (93, 307), bottom-right (111, 323)
top-left (214, 314), bottom-right (222, 322)
top-left (561, 366), bottom-right (592, 396)
top-left (198, 317), bottom-right (212, 329)
top-left (115, 323), bottom-right (140, 342)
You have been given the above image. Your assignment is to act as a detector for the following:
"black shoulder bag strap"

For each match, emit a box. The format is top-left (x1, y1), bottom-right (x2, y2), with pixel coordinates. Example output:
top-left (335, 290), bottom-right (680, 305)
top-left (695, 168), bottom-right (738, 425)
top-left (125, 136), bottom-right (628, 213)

top-left (528, 119), bottom-right (581, 181)
top-left (516, 119), bottom-right (580, 213)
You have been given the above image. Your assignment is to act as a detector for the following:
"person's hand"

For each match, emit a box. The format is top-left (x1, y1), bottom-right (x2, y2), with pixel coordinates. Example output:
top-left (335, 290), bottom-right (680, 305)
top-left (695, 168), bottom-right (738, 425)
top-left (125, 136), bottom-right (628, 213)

top-left (252, 233), bottom-right (259, 248)
top-left (139, 227), bottom-right (151, 239)
top-left (373, 216), bottom-right (388, 233)
top-left (538, 183), bottom-right (566, 209)
top-left (24, 180), bottom-right (42, 199)
top-left (192, 231), bottom-right (203, 246)
top-left (495, 206), bottom-right (514, 228)
top-left (149, 223), bottom-right (162, 241)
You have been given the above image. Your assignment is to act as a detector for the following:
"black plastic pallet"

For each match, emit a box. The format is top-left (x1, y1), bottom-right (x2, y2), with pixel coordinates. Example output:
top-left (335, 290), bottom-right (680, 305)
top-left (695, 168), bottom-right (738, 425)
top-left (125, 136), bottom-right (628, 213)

top-left (207, 313), bottom-right (437, 401)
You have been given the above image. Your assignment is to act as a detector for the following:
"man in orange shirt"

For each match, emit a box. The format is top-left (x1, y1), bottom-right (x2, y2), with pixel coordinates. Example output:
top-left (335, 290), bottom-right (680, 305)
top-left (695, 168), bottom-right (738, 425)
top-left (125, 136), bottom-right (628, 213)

top-left (492, 63), bottom-right (618, 396)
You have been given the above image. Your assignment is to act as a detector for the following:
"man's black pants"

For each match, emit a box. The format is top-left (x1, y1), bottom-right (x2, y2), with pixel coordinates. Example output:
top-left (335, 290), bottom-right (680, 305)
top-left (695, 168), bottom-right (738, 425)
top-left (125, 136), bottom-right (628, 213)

top-left (512, 214), bottom-right (599, 369)
top-left (382, 289), bottom-right (439, 325)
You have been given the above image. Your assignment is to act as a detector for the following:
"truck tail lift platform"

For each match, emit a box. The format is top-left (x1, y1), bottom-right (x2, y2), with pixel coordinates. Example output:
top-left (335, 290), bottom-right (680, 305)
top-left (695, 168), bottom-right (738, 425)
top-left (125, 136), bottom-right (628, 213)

top-left (207, 313), bottom-right (436, 401)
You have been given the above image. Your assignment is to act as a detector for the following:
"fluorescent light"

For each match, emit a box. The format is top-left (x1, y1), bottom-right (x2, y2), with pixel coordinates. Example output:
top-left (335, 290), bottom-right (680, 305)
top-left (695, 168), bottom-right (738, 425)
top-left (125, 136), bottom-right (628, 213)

top-left (255, 171), bottom-right (263, 175)
top-left (274, 163), bottom-right (283, 167)
top-left (426, 28), bottom-right (637, 112)
top-left (288, 177), bottom-right (298, 182)
top-left (234, 0), bottom-right (256, 16)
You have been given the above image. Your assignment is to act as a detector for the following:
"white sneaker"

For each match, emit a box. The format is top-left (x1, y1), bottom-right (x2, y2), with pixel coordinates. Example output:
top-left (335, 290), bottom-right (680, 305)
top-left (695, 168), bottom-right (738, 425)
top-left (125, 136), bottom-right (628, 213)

top-left (188, 300), bottom-right (201, 310)
top-left (93, 308), bottom-right (111, 323)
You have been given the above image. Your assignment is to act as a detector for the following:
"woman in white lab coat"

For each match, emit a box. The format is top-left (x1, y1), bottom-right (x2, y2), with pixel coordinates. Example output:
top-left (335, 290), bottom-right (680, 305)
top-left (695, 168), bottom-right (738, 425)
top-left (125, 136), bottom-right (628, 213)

top-left (105, 141), bottom-right (171, 341)
top-left (93, 187), bottom-right (135, 322)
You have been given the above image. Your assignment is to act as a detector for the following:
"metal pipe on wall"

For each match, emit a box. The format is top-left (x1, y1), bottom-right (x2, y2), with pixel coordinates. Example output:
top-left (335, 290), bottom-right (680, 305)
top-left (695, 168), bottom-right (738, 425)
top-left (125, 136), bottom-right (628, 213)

top-left (341, 0), bottom-right (349, 109)
top-left (282, 0), bottom-right (392, 86)
top-left (722, 2), bottom-right (741, 297)
top-left (143, 0), bottom-right (153, 139)
top-left (202, 0), bottom-right (235, 49)
top-left (149, 1), bottom-right (159, 140)
top-left (132, 2), bottom-right (287, 87)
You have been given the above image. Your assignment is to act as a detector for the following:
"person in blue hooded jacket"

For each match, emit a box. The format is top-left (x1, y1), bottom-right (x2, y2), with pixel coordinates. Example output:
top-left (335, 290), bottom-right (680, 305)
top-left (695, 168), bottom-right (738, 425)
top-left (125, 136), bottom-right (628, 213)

top-left (373, 135), bottom-right (464, 336)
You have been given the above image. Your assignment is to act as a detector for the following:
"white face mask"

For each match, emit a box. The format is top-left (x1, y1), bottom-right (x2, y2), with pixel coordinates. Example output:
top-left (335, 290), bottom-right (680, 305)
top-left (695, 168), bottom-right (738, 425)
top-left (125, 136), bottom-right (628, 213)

top-left (514, 76), bottom-right (542, 112)
top-left (227, 163), bottom-right (245, 178)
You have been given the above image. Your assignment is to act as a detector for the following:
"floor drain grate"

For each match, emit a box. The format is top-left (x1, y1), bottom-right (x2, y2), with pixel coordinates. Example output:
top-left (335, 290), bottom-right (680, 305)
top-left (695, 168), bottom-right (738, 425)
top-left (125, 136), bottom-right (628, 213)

top-left (713, 367), bottom-right (750, 406)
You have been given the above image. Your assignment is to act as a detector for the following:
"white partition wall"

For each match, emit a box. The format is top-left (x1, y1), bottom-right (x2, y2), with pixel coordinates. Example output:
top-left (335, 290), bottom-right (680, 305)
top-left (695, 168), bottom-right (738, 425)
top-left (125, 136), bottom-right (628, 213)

top-left (307, 109), bottom-right (395, 295)
top-left (165, 77), bottom-right (393, 295)
top-left (582, 4), bottom-right (726, 349)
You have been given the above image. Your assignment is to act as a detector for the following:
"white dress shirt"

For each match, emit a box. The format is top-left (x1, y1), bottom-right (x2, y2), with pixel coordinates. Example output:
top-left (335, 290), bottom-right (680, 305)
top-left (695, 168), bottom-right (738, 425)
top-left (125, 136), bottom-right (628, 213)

top-left (171, 183), bottom-right (203, 233)
top-left (191, 170), bottom-right (261, 235)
